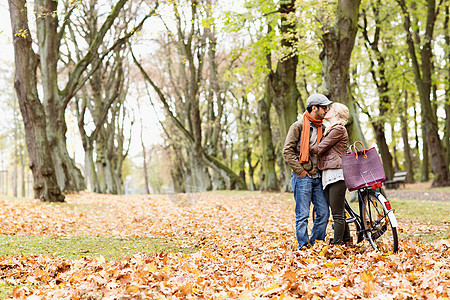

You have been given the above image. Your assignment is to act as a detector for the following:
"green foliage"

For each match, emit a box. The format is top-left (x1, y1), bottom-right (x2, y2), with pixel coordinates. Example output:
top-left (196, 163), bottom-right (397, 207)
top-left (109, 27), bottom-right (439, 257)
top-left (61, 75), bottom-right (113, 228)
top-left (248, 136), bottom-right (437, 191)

top-left (295, 0), bottom-right (336, 38)
top-left (223, 0), bottom-right (279, 75)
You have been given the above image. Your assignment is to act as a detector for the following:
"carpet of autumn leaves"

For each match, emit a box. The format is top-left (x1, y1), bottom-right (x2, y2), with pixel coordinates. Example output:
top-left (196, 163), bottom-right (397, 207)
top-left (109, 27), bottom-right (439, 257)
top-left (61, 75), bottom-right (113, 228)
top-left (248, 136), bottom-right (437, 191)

top-left (0, 191), bottom-right (449, 299)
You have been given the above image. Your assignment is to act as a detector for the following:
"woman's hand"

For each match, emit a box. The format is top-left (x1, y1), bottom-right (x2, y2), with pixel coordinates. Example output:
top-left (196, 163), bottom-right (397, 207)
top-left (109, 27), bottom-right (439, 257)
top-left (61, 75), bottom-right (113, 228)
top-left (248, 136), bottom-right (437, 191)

top-left (299, 170), bottom-right (311, 178)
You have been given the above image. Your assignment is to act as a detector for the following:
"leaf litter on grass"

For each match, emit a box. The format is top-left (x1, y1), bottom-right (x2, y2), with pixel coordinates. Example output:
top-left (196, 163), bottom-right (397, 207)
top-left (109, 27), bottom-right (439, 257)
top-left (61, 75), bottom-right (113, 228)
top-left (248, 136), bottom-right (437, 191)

top-left (0, 191), bottom-right (448, 299)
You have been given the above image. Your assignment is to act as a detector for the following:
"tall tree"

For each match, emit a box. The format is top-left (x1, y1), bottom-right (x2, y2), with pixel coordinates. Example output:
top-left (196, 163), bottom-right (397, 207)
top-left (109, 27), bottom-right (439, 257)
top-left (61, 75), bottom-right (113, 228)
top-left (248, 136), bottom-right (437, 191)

top-left (75, 51), bottom-right (126, 193)
top-left (132, 0), bottom-right (246, 191)
top-left (444, 4), bottom-right (450, 166)
top-left (8, 0), bottom-right (64, 201)
top-left (9, 0), bottom-right (157, 197)
top-left (400, 91), bottom-right (415, 183)
top-left (226, 53), bottom-right (262, 191)
top-left (320, 0), bottom-right (363, 142)
top-left (359, 0), bottom-right (395, 180)
top-left (397, 0), bottom-right (450, 187)
top-left (268, 0), bottom-right (299, 192)
top-left (136, 97), bottom-right (150, 194)
top-left (35, 0), bottom-right (86, 193)
top-left (98, 98), bottom-right (132, 194)
top-left (259, 81), bottom-right (279, 191)
top-left (69, 0), bottom-right (140, 194)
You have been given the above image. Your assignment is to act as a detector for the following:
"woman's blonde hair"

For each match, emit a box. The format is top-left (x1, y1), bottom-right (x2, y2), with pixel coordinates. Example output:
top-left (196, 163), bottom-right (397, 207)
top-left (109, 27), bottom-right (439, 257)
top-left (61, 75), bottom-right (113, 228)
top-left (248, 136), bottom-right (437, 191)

top-left (324, 102), bottom-right (349, 136)
top-left (332, 102), bottom-right (349, 124)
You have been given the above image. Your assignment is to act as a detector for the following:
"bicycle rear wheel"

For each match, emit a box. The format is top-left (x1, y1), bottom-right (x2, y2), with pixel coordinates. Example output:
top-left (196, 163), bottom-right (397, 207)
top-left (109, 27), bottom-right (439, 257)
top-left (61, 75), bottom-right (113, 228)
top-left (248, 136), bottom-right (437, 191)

top-left (361, 191), bottom-right (399, 253)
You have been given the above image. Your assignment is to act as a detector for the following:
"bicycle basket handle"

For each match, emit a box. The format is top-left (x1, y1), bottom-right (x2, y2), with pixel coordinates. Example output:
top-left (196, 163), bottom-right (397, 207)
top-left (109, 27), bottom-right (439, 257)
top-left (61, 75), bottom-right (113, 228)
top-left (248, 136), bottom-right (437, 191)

top-left (353, 141), bottom-right (367, 160)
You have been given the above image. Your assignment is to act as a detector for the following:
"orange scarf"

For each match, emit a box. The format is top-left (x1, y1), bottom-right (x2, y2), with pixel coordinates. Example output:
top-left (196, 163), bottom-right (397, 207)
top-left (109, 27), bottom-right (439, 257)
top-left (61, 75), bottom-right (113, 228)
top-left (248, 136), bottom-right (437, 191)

top-left (299, 111), bottom-right (323, 163)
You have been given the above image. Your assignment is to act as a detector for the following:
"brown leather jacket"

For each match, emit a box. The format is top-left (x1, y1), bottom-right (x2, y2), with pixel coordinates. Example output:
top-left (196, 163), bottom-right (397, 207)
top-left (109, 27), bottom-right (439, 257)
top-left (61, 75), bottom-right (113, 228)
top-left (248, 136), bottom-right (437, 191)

top-left (310, 124), bottom-right (348, 170)
top-left (282, 119), bottom-right (325, 176)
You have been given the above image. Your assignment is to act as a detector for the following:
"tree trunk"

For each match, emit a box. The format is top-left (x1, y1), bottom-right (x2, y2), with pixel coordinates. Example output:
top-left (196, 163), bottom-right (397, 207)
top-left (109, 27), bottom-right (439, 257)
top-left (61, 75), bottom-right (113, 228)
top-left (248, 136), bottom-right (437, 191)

top-left (235, 92), bottom-right (257, 190)
top-left (187, 153), bottom-right (212, 192)
top-left (320, 0), bottom-right (363, 142)
top-left (112, 104), bottom-right (131, 195)
top-left (237, 102), bottom-right (247, 187)
top-left (84, 146), bottom-right (100, 192)
top-left (77, 61), bottom-right (124, 193)
top-left (444, 5), bottom-right (450, 166)
top-left (105, 160), bottom-right (119, 195)
top-left (8, 0), bottom-right (64, 202)
top-left (49, 120), bottom-right (86, 192)
top-left (18, 120), bottom-right (26, 197)
top-left (35, 0), bottom-right (86, 193)
top-left (96, 127), bottom-right (119, 194)
top-left (400, 92), bottom-right (415, 183)
top-left (140, 123), bottom-right (150, 195)
top-left (95, 132), bottom-right (108, 193)
top-left (76, 91), bottom-right (99, 193)
top-left (372, 121), bottom-right (394, 179)
top-left (360, 3), bottom-right (395, 179)
top-left (204, 14), bottom-right (225, 160)
top-left (397, 0), bottom-right (450, 186)
top-left (421, 132), bottom-right (430, 182)
top-left (247, 151), bottom-right (259, 191)
top-left (270, 0), bottom-right (299, 192)
top-left (411, 101), bottom-right (423, 178)
top-left (258, 96), bottom-right (279, 191)
top-left (170, 145), bottom-right (187, 193)
top-left (20, 138), bottom-right (26, 198)
top-left (13, 104), bottom-right (19, 197)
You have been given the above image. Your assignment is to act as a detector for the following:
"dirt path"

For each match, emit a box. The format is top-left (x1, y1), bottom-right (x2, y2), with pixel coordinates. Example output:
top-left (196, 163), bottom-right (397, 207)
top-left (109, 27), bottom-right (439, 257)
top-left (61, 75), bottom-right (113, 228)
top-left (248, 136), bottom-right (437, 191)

top-left (384, 183), bottom-right (450, 201)
top-left (385, 190), bottom-right (450, 201)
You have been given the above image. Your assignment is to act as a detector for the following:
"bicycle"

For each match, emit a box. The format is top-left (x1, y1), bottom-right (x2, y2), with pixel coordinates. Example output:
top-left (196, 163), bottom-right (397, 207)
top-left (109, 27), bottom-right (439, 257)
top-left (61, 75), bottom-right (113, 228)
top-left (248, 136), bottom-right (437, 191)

top-left (344, 181), bottom-right (399, 253)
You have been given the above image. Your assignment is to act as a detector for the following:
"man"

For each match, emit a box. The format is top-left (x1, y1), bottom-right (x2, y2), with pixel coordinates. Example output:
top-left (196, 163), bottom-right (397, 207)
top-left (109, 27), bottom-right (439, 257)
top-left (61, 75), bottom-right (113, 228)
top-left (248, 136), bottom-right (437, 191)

top-left (283, 93), bottom-right (332, 250)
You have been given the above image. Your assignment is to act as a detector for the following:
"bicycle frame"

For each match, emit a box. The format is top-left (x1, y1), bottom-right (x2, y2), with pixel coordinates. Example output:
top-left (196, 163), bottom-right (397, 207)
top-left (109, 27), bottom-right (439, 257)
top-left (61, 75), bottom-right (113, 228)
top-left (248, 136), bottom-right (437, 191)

top-left (344, 196), bottom-right (364, 243)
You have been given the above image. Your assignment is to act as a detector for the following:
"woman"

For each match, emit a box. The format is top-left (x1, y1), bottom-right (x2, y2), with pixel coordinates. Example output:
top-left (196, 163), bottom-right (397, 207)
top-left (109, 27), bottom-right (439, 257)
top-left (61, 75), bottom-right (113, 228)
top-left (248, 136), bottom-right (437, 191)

top-left (310, 102), bottom-right (351, 245)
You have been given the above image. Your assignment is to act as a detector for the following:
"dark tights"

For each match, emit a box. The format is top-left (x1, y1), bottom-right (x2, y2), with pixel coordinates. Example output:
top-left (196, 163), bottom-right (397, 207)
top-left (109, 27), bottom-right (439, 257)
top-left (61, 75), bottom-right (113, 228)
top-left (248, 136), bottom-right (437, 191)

top-left (324, 180), bottom-right (351, 243)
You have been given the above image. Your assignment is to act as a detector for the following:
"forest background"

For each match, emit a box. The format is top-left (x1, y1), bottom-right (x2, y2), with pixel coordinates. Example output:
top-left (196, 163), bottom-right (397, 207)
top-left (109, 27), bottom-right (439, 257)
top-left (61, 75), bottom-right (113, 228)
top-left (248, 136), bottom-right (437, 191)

top-left (1, 0), bottom-right (450, 202)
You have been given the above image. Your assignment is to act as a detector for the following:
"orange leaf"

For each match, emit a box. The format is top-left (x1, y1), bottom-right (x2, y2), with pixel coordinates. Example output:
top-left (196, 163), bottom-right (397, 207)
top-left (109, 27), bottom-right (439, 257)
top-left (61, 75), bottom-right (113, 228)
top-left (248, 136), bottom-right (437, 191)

top-left (126, 285), bottom-right (139, 293)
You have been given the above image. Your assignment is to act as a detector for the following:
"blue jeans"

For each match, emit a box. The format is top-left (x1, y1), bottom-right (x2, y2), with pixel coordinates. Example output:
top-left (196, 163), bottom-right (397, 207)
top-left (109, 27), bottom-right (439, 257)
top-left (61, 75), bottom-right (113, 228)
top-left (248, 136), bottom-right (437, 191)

top-left (291, 173), bottom-right (330, 250)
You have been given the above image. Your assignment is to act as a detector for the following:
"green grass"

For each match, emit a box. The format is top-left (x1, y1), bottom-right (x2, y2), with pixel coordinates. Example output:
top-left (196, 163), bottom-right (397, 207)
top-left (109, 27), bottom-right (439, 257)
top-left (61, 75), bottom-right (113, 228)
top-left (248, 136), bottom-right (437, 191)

top-left (390, 198), bottom-right (450, 242)
top-left (0, 235), bottom-right (195, 260)
top-left (390, 198), bottom-right (450, 225)
top-left (0, 284), bottom-right (29, 298)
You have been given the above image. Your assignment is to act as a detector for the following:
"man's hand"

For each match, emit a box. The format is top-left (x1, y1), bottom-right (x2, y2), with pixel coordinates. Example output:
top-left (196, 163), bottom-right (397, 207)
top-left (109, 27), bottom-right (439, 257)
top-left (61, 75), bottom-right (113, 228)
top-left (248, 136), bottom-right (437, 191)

top-left (299, 170), bottom-right (311, 178)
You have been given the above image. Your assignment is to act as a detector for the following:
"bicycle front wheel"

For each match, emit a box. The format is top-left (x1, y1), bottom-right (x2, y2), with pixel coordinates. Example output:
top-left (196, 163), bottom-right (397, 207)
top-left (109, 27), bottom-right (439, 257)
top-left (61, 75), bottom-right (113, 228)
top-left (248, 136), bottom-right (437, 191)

top-left (362, 191), bottom-right (399, 253)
